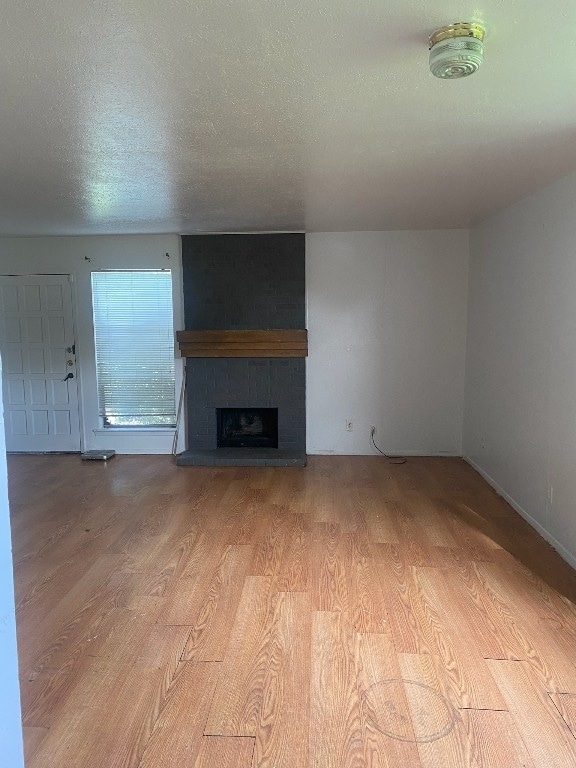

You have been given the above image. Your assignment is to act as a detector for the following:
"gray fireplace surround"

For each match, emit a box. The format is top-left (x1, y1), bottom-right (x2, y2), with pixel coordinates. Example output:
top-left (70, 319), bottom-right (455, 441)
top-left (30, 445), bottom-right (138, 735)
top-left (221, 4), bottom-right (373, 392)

top-left (177, 233), bottom-right (306, 467)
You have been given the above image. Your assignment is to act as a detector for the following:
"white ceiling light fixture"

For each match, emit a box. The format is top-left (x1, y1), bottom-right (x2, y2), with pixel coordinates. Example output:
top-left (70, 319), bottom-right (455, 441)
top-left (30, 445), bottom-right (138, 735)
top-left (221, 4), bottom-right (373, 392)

top-left (429, 22), bottom-right (485, 79)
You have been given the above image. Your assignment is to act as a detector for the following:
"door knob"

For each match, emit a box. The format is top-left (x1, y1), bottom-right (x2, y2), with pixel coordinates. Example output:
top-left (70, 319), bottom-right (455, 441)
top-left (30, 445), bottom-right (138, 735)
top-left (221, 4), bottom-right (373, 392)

top-left (62, 372), bottom-right (74, 381)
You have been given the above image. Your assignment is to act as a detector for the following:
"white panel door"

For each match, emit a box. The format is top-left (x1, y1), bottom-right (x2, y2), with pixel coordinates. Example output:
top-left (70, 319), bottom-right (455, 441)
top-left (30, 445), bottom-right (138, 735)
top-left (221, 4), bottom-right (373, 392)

top-left (0, 275), bottom-right (81, 452)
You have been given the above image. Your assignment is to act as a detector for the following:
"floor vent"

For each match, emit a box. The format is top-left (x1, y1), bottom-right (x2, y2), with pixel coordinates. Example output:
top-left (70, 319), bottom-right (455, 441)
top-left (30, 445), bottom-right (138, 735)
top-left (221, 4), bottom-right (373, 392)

top-left (81, 450), bottom-right (116, 461)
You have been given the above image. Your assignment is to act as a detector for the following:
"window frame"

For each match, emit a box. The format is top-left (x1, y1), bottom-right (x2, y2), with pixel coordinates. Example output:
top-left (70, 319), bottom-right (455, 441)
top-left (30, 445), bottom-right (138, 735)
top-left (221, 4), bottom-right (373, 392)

top-left (91, 269), bottom-right (177, 429)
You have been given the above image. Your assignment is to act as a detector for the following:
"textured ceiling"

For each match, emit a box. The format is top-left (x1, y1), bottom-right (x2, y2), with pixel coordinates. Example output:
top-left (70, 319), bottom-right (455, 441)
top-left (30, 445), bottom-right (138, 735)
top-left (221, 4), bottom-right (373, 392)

top-left (1, 0), bottom-right (576, 235)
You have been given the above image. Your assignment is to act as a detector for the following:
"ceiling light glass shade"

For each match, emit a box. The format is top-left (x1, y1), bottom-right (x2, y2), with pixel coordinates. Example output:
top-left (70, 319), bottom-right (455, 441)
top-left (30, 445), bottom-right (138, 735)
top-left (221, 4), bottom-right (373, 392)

top-left (429, 23), bottom-right (485, 79)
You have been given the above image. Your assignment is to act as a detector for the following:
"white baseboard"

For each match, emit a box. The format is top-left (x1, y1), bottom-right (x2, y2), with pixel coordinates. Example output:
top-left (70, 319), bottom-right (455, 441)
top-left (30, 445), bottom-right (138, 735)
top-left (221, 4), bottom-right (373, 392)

top-left (111, 448), bottom-right (175, 455)
top-left (306, 449), bottom-right (461, 457)
top-left (464, 456), bottom-right (576, 571)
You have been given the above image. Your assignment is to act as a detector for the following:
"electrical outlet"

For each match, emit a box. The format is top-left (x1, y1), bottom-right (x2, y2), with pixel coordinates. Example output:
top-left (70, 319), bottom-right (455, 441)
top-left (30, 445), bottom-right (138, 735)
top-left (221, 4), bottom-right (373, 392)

top-left (370, 425), bottom-right (376, 436)
top-left (346, 419), bottom-right (353, 432)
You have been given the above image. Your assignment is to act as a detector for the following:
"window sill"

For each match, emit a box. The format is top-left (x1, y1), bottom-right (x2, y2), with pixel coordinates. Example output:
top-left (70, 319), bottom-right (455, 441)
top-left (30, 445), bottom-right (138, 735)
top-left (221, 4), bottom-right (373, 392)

top-left (93, 427), bottom-right (176, 435)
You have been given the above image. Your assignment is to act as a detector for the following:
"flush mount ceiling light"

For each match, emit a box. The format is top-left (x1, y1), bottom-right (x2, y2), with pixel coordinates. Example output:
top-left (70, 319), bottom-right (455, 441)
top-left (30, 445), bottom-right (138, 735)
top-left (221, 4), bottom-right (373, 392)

top-left (429, 22), bottom-right (485, 79)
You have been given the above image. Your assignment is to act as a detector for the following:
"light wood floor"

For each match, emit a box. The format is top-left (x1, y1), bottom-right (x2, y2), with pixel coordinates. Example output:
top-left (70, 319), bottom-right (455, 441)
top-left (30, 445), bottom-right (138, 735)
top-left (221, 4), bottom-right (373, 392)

top-left (9, 454), bottom-right (576, 768)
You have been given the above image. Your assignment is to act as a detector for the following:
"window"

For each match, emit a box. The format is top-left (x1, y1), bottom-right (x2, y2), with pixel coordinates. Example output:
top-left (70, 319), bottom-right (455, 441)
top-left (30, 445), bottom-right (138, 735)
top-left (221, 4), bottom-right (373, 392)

top-left (91, 270), bottom-right (176, 427)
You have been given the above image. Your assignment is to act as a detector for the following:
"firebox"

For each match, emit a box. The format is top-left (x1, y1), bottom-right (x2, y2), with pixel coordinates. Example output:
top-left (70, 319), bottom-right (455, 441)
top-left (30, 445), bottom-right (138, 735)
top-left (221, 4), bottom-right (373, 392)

top-left (216, 408), bottom-right (278, 448)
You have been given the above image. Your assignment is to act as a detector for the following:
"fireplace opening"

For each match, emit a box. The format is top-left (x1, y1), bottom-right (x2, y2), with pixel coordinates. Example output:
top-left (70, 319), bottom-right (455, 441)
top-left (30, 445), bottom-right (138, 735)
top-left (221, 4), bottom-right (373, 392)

top-left (216, 408), bottom-right (278, 448)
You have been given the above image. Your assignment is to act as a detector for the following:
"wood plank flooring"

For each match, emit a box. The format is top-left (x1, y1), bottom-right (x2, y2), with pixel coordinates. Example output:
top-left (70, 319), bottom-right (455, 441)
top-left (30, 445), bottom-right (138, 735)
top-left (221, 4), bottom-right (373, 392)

top-left (9, 454), bottom-right (576, 767)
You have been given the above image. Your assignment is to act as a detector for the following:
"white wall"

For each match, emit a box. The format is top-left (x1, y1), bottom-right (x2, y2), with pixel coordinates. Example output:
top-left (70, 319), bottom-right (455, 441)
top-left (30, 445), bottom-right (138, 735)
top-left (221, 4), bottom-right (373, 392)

top-left (0, 354), bottom-right (25, 767)
top-left (464, 171), bottom-right (576, 567)
top-left (0, 235), bottom-right (185, 454)
top-left (306, 231), bottom-right (469, 455)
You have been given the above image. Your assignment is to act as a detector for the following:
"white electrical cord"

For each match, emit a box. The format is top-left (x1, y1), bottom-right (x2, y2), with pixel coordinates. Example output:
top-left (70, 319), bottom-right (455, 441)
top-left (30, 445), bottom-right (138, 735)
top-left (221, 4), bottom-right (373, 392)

top-left (172, 366), bottom-right (187, 458)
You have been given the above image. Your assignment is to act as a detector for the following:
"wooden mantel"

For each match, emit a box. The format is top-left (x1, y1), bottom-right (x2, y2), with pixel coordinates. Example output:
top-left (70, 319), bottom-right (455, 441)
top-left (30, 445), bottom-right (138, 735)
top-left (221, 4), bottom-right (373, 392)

top-left (176, 329), bottom-right (308, 358)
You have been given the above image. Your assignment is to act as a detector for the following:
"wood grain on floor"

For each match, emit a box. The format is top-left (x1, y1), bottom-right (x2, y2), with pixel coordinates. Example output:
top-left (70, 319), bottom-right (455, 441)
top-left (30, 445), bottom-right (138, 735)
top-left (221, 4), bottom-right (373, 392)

top-left (9, 454), bottom-right (576, 767)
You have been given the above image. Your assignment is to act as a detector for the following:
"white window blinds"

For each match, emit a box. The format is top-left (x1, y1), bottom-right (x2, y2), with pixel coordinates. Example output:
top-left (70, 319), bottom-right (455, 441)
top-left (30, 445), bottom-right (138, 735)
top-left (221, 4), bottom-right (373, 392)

top-left (91, 270), bottom-right (176, 427)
